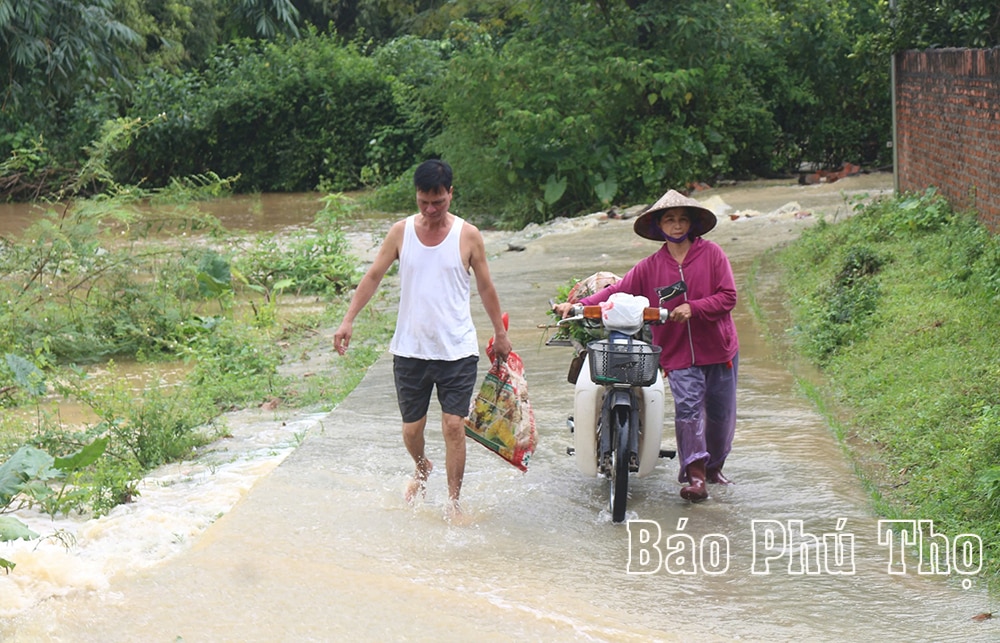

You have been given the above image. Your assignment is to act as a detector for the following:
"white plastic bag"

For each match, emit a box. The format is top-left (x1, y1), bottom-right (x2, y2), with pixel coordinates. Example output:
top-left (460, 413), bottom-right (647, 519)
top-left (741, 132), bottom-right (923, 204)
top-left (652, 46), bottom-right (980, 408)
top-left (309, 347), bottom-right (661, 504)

top-left (600, 292), bottom-right (649, 335)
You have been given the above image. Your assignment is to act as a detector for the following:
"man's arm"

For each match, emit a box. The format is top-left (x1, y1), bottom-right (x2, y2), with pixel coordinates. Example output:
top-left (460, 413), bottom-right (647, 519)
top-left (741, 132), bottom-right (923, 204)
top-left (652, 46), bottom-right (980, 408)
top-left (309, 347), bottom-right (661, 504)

top-left (465, 224), bottom-right (512, 363)
top-left (333, 221), bottom-right (404, 355)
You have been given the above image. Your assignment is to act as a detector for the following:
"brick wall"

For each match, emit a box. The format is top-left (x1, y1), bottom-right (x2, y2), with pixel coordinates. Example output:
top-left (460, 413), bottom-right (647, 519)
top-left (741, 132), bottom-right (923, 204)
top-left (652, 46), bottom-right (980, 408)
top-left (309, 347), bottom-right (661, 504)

top-left (894, 48), bottom-right (1000, 234)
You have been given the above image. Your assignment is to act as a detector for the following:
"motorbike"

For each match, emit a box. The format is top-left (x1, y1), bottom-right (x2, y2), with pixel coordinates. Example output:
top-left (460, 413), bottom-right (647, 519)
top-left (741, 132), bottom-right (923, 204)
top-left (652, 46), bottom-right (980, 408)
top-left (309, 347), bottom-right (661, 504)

top-left (548, 281), bottom-right (686, 523)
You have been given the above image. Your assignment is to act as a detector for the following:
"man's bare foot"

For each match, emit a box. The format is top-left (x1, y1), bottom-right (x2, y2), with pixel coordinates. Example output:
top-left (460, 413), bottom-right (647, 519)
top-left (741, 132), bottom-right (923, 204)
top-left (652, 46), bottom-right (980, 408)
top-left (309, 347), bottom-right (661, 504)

top-left (444, 499), bottom-right (471, 525)
top-left (404, 457), bottom-right (433, 504)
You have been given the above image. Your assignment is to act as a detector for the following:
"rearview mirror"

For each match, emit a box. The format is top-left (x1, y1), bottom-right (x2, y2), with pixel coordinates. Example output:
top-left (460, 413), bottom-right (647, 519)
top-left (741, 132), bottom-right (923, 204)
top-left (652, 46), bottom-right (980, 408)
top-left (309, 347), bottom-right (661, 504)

top-left (655, 281), bottom-right (687, 305)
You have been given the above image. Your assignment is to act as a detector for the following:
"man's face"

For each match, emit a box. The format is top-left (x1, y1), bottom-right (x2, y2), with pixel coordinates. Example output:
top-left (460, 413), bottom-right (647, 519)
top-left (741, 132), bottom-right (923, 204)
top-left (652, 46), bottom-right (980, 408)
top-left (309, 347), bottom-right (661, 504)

top-left (416, 186), bottom-right (452, 218)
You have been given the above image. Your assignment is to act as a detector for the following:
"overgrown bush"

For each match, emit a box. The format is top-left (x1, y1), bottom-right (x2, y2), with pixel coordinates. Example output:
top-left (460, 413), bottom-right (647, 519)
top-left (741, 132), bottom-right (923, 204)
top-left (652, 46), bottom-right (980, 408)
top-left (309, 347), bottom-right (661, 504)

top-left (182, 318), bottom-right (285, 407)
top-left (231, 193), bottom-right (362, 297)
top-left (379, 0), bottom-right (886, 228)
top-left (122, 30), bottom-right (423, 193)
top-left (0, 191), bottom-right (224, 364)
top-left (7, 0), bottom-right (899, 221)
top-left (426, 4), bottom-right (725, 226)
top-left (0, 94), bottom-right (403, 571)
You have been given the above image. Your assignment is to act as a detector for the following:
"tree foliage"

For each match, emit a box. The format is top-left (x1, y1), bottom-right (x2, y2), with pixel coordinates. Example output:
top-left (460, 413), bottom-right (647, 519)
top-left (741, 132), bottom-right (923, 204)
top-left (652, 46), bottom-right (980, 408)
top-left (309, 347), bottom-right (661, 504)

top-left (881, 0), bottom-right (1000, 50)
top-left (121, 31), bottom-right (422, 192)
top-left (423, 0), bottom-right (890, 225)
top-left (225, 0), bottom-right (301, 39)
top-left (2, 0), bottom-right (984, 222)
top-left (0, 0), bottom-right (140, 111)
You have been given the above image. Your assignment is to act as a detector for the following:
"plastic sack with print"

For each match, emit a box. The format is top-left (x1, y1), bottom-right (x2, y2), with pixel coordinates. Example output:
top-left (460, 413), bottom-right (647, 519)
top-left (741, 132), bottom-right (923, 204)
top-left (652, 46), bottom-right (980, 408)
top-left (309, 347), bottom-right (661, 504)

top-left (464, 314), bottom-right (537, 471)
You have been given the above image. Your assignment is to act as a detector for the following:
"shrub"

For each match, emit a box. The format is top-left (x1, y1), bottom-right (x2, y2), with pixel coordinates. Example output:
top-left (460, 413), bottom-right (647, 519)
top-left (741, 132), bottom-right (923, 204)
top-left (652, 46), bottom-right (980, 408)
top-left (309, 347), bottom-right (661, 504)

top-left (124, 31), bottom-right (421, 193)
top-left (787, 244), bottom-right (888, 363)
top-left (231, 193), bottom-right (361, 297)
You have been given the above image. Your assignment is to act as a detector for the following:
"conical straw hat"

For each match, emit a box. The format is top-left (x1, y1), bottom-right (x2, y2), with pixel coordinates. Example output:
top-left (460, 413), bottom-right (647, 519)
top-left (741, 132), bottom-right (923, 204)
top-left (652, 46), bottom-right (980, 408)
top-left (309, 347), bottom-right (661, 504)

top-left (632, 189), bottom-right (718, 241)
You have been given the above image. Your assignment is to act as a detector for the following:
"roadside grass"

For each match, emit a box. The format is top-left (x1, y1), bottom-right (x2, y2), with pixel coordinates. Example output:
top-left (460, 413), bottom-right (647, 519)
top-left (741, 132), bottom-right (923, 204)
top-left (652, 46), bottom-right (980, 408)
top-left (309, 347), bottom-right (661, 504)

top-left (278, 301), bottom-right (394, 411)
top-left (753, 188), bottom-right (1000, 581)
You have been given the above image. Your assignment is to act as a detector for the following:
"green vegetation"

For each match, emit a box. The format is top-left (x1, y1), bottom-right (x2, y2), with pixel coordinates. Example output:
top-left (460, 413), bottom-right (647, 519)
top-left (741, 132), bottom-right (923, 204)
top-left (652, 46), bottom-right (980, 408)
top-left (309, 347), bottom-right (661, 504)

top-left (878, 0), bottom-right (1000, 50)
top-left (0, 123), bottom-right (394, 571)
top-left (7, 1), bottom-right (999, 220)
top-left (123, 33), bottom-right (421, 193)
top-left (759, 189), bottom-right (1000, 578)
top-left (3, 0), bottom-right (909, 224)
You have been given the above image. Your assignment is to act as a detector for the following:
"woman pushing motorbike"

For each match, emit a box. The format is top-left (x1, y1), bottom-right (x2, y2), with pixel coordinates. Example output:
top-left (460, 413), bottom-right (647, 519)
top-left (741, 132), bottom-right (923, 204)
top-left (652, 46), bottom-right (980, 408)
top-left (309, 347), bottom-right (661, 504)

top-left (553, 189), bottom-right (739, 503)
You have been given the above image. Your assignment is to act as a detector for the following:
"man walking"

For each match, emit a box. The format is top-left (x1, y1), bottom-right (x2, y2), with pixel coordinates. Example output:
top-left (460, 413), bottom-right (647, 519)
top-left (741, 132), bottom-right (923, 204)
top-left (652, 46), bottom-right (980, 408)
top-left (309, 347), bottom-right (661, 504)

top-left (333, 159), bottom-right (511, 517)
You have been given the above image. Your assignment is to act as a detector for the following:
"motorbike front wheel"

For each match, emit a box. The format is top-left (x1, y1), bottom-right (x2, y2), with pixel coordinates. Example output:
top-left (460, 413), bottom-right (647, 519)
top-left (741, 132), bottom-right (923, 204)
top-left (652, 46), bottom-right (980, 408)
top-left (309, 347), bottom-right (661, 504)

top-left (609, 406), bottom-right (631, 523)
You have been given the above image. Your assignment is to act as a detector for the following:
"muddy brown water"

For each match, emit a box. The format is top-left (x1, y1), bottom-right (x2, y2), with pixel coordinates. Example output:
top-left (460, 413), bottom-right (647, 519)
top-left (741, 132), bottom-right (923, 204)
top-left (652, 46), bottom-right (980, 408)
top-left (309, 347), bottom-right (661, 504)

top-left (1, 174), bottom-right (996, 641)
top-left (0, 192), bottom-right (332, 237)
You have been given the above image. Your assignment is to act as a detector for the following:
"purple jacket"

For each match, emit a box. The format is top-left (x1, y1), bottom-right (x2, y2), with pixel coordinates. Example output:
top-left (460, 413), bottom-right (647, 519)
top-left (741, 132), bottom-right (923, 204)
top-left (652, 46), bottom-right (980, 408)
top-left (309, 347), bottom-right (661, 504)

top-left (579, 237), bottom-right (739, 373)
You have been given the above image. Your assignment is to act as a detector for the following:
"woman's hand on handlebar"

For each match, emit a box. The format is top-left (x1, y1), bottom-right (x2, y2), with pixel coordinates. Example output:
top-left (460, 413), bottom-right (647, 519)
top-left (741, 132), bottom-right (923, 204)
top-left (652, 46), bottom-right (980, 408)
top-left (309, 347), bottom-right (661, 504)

top-left (552, 302), bottom-right (575, 318)
top-left (668, 302), bottom-right (692, 323)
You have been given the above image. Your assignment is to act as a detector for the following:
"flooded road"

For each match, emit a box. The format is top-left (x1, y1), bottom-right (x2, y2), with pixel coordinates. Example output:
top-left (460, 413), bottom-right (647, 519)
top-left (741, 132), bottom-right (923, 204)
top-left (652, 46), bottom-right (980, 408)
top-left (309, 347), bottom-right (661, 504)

top-left (1, 173), bottom-right (995, 641)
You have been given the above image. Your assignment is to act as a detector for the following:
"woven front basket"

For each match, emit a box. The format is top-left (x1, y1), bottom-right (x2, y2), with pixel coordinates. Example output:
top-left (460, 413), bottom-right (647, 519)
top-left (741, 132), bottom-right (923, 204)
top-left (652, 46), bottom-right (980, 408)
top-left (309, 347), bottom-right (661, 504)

top-left (586, 339), bottom-right (661, 386)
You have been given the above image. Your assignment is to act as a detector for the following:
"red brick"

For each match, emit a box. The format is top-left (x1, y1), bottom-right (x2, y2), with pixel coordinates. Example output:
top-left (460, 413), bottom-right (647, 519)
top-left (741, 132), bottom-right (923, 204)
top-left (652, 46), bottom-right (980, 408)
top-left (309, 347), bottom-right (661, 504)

top-left (896, 49), bottom-right (1000, 234)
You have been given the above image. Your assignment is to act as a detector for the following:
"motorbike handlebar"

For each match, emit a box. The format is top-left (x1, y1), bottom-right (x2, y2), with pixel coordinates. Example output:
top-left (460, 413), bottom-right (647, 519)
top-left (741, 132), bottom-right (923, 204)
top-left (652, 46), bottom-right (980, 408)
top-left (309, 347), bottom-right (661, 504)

top-left (561, 304), bottom-right (670, 325)
top-left (554, 280), bottom-right (685, 327)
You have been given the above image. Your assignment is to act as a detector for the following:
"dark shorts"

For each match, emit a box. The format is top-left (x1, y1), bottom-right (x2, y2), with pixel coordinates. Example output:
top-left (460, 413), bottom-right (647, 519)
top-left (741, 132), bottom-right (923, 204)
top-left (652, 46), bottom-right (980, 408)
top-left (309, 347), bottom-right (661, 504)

top-left (392, 354), bottom-right (479, 423)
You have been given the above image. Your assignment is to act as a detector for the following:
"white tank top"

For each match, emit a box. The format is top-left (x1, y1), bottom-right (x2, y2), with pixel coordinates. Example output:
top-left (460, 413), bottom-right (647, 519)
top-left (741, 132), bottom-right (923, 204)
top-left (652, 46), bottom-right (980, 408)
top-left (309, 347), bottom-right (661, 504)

top-left (389, 214), bottom-right (479, 360)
